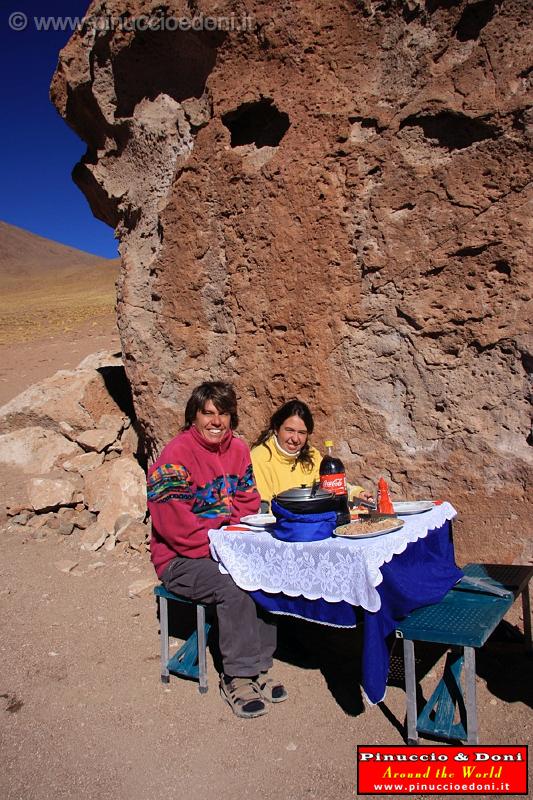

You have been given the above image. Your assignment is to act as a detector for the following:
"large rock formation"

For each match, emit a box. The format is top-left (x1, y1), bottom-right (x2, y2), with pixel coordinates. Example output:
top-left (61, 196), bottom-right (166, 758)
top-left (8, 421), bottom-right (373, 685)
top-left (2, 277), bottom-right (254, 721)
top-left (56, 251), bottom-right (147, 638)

top-left (0, 352), bottom-right (149, 554)
top-left (51, 0), bottom-right (532, 562)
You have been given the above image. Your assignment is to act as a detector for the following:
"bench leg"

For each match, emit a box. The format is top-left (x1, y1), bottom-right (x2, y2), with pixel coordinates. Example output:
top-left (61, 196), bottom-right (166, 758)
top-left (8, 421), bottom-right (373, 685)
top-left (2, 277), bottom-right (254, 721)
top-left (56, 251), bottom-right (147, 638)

top-left (464, 646), bottom-right (478, 745)
top-left (159, 596), bottom-right (170, 684)
top-left (522, 586), bottom-right (532, 653)
top-left (403, 638), bottom-right (418, 745)
top-left (197, 604), bottom-right (208, 694)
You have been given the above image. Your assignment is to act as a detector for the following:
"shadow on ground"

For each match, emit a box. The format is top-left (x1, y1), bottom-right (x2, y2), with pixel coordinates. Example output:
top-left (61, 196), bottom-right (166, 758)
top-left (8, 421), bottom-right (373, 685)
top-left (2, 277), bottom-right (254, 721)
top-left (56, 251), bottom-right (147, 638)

top-left (158, 601), bottom-right (532, 737)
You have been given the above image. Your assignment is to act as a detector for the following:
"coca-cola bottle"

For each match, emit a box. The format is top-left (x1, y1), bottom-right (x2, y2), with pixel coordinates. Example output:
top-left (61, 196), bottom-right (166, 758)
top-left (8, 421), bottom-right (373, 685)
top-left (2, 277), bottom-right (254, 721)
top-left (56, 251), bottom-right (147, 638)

top-left (319, 440), bottom-right (350, 525)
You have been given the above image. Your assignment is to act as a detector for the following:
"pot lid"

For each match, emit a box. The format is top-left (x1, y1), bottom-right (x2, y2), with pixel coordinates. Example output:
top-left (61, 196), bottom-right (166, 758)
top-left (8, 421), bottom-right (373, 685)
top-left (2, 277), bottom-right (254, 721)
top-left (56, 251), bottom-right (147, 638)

top-left (275, 484), bottom-right (334, 502)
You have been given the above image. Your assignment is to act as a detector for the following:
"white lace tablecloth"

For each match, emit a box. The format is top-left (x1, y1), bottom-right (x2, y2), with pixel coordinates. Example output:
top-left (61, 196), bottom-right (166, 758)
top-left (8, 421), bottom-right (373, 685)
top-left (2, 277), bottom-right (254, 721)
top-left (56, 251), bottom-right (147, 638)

top-left (209, 502), bottom-right (457, 613)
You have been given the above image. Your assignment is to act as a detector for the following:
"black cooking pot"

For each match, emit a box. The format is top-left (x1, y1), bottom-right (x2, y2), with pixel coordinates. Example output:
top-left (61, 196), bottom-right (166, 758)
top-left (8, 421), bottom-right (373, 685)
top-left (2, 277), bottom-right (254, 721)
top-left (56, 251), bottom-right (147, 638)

top-left (273, 484), bottom-right (337, 515)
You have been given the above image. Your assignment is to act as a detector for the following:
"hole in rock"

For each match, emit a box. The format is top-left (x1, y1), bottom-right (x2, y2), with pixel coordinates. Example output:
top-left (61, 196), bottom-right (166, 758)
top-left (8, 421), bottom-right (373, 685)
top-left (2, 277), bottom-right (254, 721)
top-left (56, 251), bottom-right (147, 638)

top-left (453, 0), bottom-right (498, 42)
top-left (399, 111), bottom-right (499, 150)
top-left (521, 352), bottom-right (533, 377)
top-left (493, 259), bottom-right (511, 276)
top-left (425, 0), bottom-right (461, 12)
top-left (222, 99), bottom-right (290, 148)
top-left (348, 116), bottom-right (382, 132)
top-left (113, 28), bottom-right (224, 118)
top-left (97, 364), bottom-right (136, 422)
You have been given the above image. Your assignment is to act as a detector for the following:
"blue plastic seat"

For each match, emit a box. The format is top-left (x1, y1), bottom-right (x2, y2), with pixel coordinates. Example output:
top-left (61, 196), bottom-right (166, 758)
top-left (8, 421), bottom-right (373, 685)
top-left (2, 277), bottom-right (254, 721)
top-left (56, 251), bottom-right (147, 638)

top-left (154, 585), bottom-right (212, 694)
top-left (395, 563), bottom-right (532, 744)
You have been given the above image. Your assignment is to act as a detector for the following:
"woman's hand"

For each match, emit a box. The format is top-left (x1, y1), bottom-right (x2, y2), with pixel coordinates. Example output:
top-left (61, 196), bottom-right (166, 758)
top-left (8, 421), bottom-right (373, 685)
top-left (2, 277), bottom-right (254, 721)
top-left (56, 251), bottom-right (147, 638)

top-left (347, 483), bottom-right (374, 504)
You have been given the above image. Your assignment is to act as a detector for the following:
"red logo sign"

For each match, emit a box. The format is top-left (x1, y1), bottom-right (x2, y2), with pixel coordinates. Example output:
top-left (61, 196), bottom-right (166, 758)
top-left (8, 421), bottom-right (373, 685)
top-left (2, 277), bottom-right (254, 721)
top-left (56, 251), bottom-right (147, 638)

top-left (320, 474), bottom-right (346, 495)
top-left (357, 745), bottom-right (528, 795)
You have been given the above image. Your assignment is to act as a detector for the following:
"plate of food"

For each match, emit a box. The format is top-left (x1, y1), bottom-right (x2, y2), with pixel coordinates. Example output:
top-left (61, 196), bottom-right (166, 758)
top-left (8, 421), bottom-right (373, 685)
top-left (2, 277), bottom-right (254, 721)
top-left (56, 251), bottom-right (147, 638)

top-left (240, 513), bottom-right (276, 527)
top-left (333, 518), bottom-right (405, 539)
top-left (392, 501), bottom-right (434, 515)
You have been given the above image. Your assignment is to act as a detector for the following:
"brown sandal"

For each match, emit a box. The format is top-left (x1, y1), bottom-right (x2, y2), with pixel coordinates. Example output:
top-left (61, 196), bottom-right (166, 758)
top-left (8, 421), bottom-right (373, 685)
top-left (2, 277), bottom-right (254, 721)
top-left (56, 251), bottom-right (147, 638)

top-left (220, 676), bottom-right (268, 718)
top-left (257, 673), bottom-right (288, 703)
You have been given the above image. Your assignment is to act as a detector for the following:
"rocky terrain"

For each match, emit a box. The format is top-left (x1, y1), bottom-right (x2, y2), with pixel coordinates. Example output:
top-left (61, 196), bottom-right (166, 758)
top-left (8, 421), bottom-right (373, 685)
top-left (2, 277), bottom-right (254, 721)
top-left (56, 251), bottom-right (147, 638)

top-left (0, 350), bottom-right (150, 563)
top-left (1, 342), bottom-right (532, 800)
top-left (50, 0), bottom-right (532, 564)
top-left (1, 351), bottom-right (532, 800)
top-left (0, 227), bottom-right (531, 799)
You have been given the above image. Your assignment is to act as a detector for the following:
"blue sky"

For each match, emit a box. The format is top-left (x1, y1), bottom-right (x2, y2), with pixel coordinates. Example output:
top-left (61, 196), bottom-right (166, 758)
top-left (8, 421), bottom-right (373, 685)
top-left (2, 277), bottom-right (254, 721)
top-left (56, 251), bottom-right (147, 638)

top-left (1, 1), bottom-right (118, 258)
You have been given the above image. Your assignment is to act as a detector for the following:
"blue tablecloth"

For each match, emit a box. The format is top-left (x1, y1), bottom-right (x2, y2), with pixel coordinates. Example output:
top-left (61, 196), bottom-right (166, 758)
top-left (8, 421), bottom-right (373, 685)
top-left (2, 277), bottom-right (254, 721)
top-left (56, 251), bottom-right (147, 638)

top-left (250, 520), bottom-right (462, 704)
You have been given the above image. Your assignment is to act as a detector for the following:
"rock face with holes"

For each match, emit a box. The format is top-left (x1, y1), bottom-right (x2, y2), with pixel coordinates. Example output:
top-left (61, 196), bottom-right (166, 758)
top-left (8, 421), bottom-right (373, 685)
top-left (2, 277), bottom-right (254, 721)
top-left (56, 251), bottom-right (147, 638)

top-left (51, 0), bottom-right (532, 562)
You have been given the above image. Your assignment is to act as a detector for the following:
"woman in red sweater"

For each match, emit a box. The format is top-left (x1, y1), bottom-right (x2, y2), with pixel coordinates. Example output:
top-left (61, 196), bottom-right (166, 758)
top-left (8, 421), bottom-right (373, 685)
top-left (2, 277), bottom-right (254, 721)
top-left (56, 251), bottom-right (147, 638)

top-left (147, 381), bottom-right (287, 718)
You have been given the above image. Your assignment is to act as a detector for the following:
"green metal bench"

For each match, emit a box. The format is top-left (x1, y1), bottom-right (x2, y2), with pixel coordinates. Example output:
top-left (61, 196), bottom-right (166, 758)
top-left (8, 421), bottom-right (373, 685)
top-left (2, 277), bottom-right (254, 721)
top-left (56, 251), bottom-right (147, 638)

top-left (395, 563), bottom-right (533, 745)
top-left (154, 585), bottom-right (211, 693)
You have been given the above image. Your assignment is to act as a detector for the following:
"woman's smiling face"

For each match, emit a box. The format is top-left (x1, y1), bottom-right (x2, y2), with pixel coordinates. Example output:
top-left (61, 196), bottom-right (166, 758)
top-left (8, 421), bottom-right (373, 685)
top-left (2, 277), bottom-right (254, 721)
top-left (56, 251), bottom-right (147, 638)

top-left (276, 414), bottom-right (309, 454)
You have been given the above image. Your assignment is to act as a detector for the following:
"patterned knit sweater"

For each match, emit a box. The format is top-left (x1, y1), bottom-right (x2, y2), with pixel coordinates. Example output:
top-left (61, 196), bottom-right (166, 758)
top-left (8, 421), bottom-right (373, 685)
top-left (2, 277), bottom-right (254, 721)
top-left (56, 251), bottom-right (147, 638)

top-left (147, 426), bottom-right (260, 576)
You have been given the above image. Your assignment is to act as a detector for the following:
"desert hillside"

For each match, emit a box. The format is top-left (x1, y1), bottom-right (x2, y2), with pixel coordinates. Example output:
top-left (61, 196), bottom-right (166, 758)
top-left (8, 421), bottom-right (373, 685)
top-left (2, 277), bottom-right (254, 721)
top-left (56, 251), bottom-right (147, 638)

top-left (0, 221), bottom-right (119, 345)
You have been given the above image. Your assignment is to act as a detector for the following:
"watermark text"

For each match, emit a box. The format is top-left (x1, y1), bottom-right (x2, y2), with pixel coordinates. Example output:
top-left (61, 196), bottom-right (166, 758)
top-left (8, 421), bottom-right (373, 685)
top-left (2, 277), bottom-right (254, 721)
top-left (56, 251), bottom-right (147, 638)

top-left (8, 11), bottom-right (253, 35)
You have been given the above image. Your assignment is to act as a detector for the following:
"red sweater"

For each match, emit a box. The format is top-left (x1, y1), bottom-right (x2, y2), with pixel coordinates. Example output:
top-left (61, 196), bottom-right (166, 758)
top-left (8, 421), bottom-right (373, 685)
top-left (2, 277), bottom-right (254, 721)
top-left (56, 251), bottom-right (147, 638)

top-left (147, 426), bottom-right (260, 576)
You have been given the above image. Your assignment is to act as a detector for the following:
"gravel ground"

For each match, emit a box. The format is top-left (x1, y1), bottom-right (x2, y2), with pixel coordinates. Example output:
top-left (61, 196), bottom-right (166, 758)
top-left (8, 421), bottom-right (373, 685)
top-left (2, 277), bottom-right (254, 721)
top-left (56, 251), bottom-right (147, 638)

top-left (1, 522), bottom-right (531, 800)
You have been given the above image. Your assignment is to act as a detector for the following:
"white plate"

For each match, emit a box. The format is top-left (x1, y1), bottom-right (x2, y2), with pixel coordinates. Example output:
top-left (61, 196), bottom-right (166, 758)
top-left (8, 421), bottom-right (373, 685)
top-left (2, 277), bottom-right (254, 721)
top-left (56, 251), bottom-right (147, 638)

top-left (240, 513), bottom-right (276, 527)
top-left (393, 501), bottom-right (434, 515)
top-left (333, 520), bottom-right (405, 540)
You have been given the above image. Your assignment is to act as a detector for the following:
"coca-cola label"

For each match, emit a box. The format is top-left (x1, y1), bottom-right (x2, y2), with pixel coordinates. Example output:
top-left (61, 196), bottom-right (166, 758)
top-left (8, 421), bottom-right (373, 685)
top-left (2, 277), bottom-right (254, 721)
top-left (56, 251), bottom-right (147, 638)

top-left (320, 473), bottom-right (347, 495)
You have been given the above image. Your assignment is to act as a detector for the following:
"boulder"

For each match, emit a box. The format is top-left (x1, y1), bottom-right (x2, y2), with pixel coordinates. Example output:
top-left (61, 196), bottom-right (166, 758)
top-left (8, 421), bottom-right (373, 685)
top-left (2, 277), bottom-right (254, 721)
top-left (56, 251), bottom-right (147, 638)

top-left (27, 512), bottom-right (54, 530)
top-left (104, 533), bottom-right (117, 551)
top-left (72, 508), bottom-right (97, 530)
top-left (0, 427), bottom-right (82, 474)
top-left (27, 475), bottom-right (79, 512)
top-left (76, 351), bottom-right (123, 370)
top-left (114, 513), bottom-right (134, 537)
top-left (116, 520), bottom-right (149, 551)
top-left (58, 421), bottom-right (77, 441)
top-left (80, 523), bottom-right (108, 551)
top-left (75, 428), bottom-right (120, 453)
top-left (62, 451), bottom-right (105, 476)
top-left (57, 521), bottom-right (75, 536)
top-left (96, 413), bottom-right (126, 439)
top-left (10, 511), bottom-right (31, 525)
top-left (0, 368), bottom-right (126, 434)
top-left (119, 423), bottom-right (139, 457)
top-left (50, 0), bottom-right (533, 561)
top-left (83, 456), bottom-right (147, 534)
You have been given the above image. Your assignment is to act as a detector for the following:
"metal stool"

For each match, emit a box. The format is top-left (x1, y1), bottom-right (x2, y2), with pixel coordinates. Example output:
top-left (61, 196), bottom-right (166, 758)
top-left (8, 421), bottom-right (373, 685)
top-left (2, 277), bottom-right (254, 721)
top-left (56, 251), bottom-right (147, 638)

top-left (154, 585), bottom-right (211, 693)
top-left (396, 563), bottom-right (533, 744)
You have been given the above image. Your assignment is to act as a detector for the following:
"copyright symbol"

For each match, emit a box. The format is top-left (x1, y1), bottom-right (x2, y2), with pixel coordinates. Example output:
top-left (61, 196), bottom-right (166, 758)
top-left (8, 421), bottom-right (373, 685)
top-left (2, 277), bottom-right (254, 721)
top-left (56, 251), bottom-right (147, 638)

top-left (9, 11), bottom-right (28, 31)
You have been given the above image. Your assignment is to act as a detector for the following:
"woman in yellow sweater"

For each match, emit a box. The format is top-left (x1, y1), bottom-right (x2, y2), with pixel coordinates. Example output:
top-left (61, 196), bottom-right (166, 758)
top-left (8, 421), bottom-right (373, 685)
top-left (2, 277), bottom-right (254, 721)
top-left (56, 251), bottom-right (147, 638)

top-left (251, 400), bottom-right (371, 509)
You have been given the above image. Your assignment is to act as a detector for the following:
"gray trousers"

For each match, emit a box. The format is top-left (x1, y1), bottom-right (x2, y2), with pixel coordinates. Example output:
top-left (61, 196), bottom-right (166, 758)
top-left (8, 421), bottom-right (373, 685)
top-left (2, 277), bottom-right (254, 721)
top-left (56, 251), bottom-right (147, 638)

top-left (161, 555), bottom-right (277, 677)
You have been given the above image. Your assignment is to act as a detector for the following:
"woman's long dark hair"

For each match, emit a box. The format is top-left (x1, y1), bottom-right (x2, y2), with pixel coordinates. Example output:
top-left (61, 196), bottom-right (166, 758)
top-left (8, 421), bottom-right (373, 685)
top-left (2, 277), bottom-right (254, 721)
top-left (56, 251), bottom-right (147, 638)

top-left (183, 382), bottom-right (239, 430)
top-left (253, 399), bottom-right (315, 472)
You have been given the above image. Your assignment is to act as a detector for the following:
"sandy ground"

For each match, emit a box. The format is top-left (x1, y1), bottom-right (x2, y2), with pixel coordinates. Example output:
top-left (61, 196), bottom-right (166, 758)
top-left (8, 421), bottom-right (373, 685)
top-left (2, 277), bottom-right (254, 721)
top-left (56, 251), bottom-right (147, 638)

top-left (0, 315), bottom-right (121, 406)
top-left (1, 319), bottom-right (532, 800)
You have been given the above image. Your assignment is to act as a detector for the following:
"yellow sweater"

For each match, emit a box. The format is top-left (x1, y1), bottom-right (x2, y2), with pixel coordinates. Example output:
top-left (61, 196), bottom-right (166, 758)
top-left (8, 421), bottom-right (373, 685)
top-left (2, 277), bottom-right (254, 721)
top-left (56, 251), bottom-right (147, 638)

top-left (251, 436), bottom-right (322, 506)
top-left (251, 435), bottom-right (366, 507)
